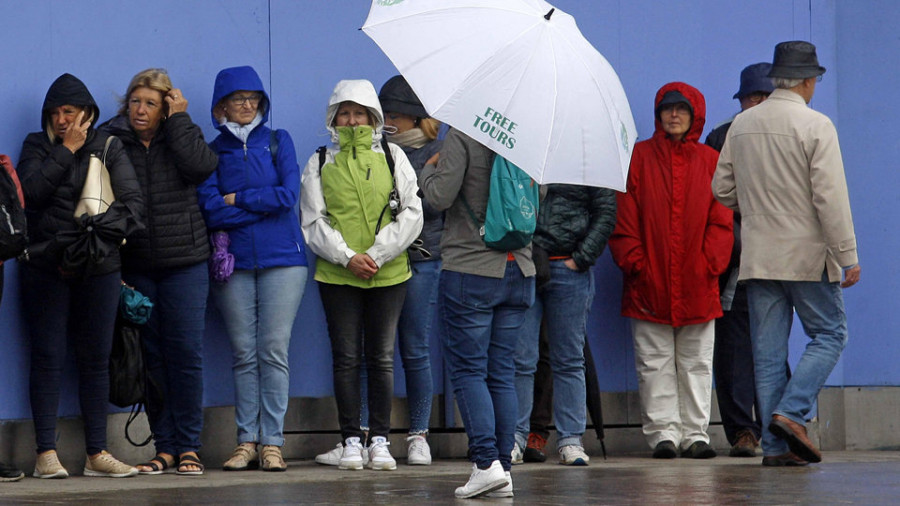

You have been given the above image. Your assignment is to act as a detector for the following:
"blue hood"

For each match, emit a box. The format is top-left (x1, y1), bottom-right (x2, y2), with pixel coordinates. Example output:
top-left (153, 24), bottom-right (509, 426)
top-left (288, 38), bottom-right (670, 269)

top-left (210, 65), bottom-right (270, 130)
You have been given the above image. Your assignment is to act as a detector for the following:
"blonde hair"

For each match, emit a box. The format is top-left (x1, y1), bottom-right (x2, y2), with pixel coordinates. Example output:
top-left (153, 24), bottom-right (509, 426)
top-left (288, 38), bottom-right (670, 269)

top-left (45, 106), bottom-right (95, 144)
top-left (118, 68), bottom-right (173, 116)
top-left (419, 117), bottom-right (440, 141)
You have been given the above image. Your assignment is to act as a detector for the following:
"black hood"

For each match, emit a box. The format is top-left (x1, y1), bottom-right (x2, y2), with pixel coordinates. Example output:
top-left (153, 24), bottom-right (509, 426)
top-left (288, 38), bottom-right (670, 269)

top-left (41, 73), bottom-right (100, 134)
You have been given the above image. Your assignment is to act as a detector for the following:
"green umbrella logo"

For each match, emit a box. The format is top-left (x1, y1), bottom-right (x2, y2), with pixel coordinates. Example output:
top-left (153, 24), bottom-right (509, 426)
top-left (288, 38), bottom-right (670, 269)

top-left (377, 0), bottom-right (405, 6)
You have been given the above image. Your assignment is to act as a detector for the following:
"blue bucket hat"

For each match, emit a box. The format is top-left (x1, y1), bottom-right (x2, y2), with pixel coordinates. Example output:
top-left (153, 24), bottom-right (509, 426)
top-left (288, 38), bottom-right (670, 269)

top-left (734, 62), bottom-right (775, 99)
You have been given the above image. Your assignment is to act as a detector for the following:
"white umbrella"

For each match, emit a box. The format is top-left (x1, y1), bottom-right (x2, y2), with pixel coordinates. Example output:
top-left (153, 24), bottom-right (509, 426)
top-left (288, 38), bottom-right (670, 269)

top-left (362, 0), bottom-right (637, 191)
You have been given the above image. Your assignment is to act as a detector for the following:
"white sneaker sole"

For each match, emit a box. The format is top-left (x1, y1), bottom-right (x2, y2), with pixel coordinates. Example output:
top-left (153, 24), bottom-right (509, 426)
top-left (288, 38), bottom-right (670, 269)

top-left (338, 460), bottom-right (364, 470)
top-left (33, 468), bottom-right (69, 479)
top-left (83, 468), bottom-right (139, 478)
top-left (368, 460), bottom-right (397, 471)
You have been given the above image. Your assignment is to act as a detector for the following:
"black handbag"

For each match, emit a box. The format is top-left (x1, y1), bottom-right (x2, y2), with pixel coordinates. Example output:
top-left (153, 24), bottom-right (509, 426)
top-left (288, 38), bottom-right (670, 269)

top-left (108, 283), bottom-right (155, 446)
top-left (109, 316), bottom-right (146, 408)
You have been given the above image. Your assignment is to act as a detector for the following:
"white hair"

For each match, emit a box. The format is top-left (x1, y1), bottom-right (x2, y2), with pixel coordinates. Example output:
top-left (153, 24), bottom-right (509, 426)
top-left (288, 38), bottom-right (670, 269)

top-left (773, 77), bottom-right (804, 89)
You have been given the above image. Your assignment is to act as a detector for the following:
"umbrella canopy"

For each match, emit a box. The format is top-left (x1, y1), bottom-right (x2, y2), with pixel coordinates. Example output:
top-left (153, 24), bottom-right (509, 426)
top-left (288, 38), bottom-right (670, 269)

top-left (362, 0), bottom-right (637, 191)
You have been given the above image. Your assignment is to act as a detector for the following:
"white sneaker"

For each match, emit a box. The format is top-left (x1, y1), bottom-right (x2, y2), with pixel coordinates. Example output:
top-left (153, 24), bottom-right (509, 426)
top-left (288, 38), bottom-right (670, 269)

top-left (558, 444), bottom-right (590, 466)
top-left (486, 471), bottom-right (514, 498)
top-left (338, 437), bottom-right (365, 470)
top-left (406, 435), bottom-right (432, 465)
top-left (455, 460), bottom-right (509, 499)
top-left (315, 444), bottom-right (343, 466)
top-left (367, 436), bottom-right (397, 470)
top-left (511, 442), bottom-right (524, 465)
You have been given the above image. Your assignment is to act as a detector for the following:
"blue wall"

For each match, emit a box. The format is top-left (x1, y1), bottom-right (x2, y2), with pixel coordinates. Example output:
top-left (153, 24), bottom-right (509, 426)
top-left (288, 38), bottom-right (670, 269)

top-left (0, 0), bottom-right (895, 421)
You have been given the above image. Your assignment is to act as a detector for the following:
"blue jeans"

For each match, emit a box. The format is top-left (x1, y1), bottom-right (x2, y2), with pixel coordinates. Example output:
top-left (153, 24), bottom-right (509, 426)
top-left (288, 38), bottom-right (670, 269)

top-left (360, 260), bottom-right (439, 434)
top-left (746, 271), bottom-right (848, 456)
top-left (212, 266), bottom-right (307, 446)
top-left (20, 265), bottom-right (120, 455)
top-left (440, 263), bottom-right (534, 471)
top-left (124, 262), bottom-right (208, 455)
top-left (514, 261), bottom-right (593, 450)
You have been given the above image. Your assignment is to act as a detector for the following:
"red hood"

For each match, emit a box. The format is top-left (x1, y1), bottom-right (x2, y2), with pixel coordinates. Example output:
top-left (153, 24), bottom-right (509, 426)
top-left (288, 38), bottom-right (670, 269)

top-left (653, 82), bottom-right (706, 143)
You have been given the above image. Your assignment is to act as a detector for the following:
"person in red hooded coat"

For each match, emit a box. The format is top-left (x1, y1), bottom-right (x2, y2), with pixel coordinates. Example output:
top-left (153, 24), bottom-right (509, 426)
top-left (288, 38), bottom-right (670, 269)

top-left (610, 82), bottom-right (733, 460)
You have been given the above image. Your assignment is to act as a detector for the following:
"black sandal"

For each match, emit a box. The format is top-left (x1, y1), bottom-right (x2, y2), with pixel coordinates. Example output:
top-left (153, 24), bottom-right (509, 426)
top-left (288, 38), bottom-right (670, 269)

top-left (176, 453), bottom-right (204, 476)
top-left (137, 455), bottom-right (174, 475)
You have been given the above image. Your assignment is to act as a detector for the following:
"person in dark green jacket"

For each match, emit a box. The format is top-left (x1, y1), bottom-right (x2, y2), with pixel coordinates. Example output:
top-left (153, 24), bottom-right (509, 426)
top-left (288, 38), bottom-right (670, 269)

top-left (513, 184), bottom-right (616, 466)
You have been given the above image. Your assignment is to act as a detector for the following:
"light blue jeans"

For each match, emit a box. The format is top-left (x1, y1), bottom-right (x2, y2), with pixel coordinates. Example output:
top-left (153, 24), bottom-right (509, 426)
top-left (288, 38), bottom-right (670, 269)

top-left (212, 266), bottom-right (307, 446)
top-left (514, 261), bottom-right (594, 450)
top-left (746, 271), bottom-right (848, 456)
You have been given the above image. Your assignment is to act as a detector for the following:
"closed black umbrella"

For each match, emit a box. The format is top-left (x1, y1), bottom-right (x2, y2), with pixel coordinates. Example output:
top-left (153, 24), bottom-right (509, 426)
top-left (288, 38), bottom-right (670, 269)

top-left (57, 211), bottom-right (129, 277)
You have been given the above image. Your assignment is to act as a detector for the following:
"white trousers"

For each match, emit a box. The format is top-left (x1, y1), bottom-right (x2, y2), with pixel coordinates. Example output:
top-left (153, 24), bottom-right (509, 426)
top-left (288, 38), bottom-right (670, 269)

top-left (631, 319), bottom-right (715, 450)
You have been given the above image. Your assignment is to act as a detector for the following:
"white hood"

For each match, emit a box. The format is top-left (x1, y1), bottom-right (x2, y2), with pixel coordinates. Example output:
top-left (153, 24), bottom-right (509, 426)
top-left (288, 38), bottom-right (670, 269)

top-left (325, 79), bottom-right (384, 145)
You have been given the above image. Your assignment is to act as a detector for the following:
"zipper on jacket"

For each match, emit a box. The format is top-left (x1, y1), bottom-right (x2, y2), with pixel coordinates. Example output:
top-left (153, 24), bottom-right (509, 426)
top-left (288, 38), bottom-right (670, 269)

top-left (243, 143), bottom-right (248, 160)
top-left (352, 145), bottom-right (357, 159)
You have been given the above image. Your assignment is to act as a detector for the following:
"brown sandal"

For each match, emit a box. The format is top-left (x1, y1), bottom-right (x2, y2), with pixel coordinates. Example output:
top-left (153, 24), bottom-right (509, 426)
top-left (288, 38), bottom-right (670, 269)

top-left (260, 445), bottom-right (286, 472)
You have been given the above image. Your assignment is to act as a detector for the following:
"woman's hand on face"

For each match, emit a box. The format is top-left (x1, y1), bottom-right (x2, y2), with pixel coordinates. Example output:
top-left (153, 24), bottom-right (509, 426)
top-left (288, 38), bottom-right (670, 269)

top-left (347, 253), bottom-right (378, 280)
top-left (165, 88), bottom-right (188, 116)
top-left (63, 111), bottom-right (90, 153)
top-left (223, 193), bottom-right (236, 206)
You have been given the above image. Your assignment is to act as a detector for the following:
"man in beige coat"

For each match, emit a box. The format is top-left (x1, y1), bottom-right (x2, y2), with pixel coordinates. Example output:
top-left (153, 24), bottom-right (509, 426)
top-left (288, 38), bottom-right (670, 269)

top-left (712, 41), bottom-right (860, 467)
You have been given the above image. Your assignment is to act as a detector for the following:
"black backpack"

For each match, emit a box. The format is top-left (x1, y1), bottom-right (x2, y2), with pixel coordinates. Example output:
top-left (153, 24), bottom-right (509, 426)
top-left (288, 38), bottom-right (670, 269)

top-left (0, 154), bottom-right (27, 261)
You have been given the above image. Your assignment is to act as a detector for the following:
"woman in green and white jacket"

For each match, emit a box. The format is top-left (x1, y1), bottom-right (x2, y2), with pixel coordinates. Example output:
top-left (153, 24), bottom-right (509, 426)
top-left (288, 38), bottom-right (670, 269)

top-left (300, 79), bottom-right (422, 472)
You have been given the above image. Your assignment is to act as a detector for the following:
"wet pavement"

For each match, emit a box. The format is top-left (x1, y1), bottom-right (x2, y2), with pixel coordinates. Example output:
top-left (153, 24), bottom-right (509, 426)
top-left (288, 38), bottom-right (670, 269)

top-left (1, 451), bottom-right (899, 505)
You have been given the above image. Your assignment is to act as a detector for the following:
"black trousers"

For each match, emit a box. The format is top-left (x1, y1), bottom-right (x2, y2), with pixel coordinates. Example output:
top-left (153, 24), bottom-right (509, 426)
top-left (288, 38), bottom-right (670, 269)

top-left (713, 287), bottom-right (761, 444)
top-left (318, 281), bottom-right (407, 442)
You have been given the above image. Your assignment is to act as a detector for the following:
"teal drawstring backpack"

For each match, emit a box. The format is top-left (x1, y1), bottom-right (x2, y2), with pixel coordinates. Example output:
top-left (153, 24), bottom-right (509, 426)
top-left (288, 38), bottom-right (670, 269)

top-left (461, 154), bottom-right (539, 251)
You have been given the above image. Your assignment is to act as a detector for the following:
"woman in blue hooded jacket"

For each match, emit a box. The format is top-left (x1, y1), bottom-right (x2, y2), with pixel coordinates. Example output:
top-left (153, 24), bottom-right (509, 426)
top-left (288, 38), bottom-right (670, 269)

top-left (198, 66), bottom-right (308, 472)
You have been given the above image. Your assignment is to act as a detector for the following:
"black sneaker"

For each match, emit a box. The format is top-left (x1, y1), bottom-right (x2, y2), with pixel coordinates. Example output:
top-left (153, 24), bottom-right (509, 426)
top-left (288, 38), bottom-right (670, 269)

top-left (652, 440), bottom-right (677, 459)
top-left (681, 441), bottom-right (717, 459)
top-left (0, 461), bottom-right (24, 482)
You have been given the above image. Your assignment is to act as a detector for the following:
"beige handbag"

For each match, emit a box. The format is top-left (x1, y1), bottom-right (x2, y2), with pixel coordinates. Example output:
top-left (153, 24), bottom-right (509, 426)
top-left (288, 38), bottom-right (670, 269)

top-left (74, 135), bottom-right (116, 218)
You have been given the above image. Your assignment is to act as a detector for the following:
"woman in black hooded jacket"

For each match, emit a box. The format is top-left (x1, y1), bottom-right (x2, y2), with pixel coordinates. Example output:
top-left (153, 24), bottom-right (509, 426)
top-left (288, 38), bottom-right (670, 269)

top-left (17, 73), bottom-right (143, 479)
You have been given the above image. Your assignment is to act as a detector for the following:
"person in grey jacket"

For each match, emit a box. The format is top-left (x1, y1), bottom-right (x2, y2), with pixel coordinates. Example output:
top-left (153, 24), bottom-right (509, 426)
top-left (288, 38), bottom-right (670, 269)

top-left (513, 183), bottom-right (616, 466)
top-left (420, 128), bottom-right (534, 498)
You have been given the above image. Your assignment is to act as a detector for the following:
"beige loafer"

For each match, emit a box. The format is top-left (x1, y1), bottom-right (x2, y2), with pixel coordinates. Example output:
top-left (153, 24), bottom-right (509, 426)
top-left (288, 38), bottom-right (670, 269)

top-left (223, 442), bottom-right (258, 471)
top-left (261, 445), bottom-right (287, 472)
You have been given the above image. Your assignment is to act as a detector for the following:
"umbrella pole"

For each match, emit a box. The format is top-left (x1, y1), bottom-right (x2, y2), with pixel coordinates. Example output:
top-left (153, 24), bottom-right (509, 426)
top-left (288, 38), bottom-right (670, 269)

top-left (585, 340), bottom-right (607, 459)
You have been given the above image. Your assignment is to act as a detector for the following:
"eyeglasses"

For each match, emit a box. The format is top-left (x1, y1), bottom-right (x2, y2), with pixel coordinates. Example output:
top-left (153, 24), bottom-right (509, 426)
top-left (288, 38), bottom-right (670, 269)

top-left (229, 94), bottom-right (262, 106)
